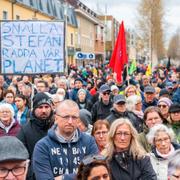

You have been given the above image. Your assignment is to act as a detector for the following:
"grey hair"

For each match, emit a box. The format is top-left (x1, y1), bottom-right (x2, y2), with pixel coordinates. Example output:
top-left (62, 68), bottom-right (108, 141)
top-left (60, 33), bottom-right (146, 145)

top-left (146, 124), bottom-right (175, 145)
top-left (56, 88), bottom-right (66, 97)
top-left (0, 103), bottom-right (15, 119)
top-left (126, 95), bottom-right (142, 111)
top-left (104, 118), bottom-right (146, 160)
top-left (168, 149), bottom-right (180, 176)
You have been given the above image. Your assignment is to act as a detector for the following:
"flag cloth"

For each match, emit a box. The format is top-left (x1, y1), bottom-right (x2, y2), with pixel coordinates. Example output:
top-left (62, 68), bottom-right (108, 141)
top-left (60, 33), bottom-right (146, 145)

top-left (145, 64), bottom-right (152, 76)
top-left (128, 59), bottom-right (137, 75)
top-left (109, 21), bottom-right (128, 83)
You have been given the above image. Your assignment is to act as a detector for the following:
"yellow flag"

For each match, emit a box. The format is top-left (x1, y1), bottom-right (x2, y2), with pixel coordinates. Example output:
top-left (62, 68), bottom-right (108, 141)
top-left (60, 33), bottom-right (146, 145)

top-left (145, 64), bottom-right (152, 76)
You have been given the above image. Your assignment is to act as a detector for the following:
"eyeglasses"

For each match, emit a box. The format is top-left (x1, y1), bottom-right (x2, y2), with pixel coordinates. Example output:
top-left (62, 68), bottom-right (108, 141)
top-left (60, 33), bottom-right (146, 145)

top-left (115, 131), bottom-right (131, 138)
top-left (127, 91), bottom-right (135, 94)
top-left (0, 111), bottom-right (11, 114)
top-left (0, 166), bottom-right (26, 178)
top-left (56, 114), bottom-right (79, 121)
top-left (158, 104), bottom-right (168, 108)
top-left (155, 137), bottom-right (170, 144)
top-left (82, 155), bottom-right (106, 165)
top-left (172, 174), bottom-right (180, 179)
top-left (94, 131), bottom-right (108, 136)
top-left (102, 92), bottom-right (110, 96)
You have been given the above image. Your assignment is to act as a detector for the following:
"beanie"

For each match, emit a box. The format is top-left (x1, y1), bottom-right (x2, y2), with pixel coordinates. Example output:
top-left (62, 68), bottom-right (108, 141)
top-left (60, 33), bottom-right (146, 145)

top-left (169, 103), bottom-right (180, 113)
top-left (78, 88), bottom-right (87, 95)
top-left (158, 97), bottom-right (173, 107)
top-left (79, 109), bottom-right (92, 127)
top-left (33, 92), bottom-right (52, 110)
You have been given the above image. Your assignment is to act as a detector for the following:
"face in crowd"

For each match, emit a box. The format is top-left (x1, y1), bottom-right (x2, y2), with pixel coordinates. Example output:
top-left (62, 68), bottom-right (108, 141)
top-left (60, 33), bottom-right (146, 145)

top-left (55, 100), bottom-right (79, 139)
top-left (0, 107), bottom-right (13, 127)
top-left (0, 160), bottom-right (29, 180)
top-left (145, 111), bottom-right (162, 128)
top-left (113, 102), bottom-right (126, 113)
top-left (92, 121), bottom-right (109, 152)
top-left (75, 80), bottom-right (83, 89)
top-left (100, 91), bottom-right (111, 104)
top-left (144, 92), bottom-right (156, 103)
top-left (154, 130), bottom-right (171, 155)
top-left (114, 123), bottom-right (132, 152)
top-left (34, 104), bottom-right (52, 120)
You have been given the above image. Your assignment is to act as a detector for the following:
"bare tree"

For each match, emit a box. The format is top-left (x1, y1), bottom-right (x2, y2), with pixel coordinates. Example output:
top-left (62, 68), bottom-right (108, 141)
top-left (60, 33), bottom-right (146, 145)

top-left (137, 0), bottom-right (165, 61)
top-left (168, 29), bottom-right (180, 60)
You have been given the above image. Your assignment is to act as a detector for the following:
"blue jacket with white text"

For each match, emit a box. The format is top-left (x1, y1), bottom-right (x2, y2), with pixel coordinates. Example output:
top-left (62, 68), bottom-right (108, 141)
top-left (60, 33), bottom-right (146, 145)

top-left (33, 125), bottom-right (99, 180)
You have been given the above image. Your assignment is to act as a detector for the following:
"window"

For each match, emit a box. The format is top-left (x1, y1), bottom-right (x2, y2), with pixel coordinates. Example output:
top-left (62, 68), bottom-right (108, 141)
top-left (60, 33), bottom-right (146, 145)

top-left (16, 15), bottom-right (20, 20)
top-left (29, 0), bottom-right (34, 6)
top-left (2, 11), bottom-right (8, 20)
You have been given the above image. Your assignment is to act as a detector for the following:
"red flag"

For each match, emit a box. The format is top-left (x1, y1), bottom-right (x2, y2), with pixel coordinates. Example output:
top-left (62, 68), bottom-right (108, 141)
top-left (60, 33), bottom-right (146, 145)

top-left (109, 21), bottom-right (128, 83)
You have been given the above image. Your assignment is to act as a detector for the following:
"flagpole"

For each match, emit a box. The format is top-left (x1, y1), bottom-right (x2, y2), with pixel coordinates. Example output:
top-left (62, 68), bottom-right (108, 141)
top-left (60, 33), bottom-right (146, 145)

top-left (126, 63), bottom-right (129, 86)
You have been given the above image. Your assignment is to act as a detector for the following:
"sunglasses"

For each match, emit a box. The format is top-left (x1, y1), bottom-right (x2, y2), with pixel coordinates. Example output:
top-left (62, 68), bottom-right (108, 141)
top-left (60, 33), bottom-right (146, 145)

top-left (103, 92), bottom-right (110, 95)
top-left (82, 155), bottom-right (106, 165)
top-left (158, 104), bottom-right (167, 108)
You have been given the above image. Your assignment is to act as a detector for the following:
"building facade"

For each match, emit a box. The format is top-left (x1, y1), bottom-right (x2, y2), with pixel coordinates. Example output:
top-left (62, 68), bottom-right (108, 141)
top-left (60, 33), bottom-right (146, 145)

top-left (0, 0), bottom-right (78, 69)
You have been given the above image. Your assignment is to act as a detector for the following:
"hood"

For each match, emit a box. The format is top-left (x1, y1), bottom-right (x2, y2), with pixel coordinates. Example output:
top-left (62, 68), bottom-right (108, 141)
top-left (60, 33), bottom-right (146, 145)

top-left (30, 112), bottom-right (54, 130)
top-left (48, 124), bottom-right (82, 144)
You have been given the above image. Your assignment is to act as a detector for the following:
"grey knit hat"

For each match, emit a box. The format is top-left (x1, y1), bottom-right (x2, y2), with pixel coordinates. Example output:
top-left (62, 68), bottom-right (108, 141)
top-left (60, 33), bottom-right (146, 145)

top-left (79, 109), bottom-right (92, 127)
top-left (0, 136), bottom-right (29, 162)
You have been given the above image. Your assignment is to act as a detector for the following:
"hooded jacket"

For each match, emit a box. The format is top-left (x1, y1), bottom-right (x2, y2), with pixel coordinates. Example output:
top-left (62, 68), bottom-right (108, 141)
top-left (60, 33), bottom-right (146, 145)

top-left (33, 125), bottom-right (99, 180)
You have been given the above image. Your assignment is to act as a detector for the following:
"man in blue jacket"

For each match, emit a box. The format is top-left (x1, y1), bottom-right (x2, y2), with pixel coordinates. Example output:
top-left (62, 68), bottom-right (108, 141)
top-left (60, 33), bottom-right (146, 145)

top-left (33, 100), bottom-right (98, 180)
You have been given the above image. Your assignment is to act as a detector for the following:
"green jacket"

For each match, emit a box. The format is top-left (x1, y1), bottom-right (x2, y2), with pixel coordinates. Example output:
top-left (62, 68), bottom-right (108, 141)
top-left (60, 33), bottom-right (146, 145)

top-left (138, 124), bottom-right (152, 152)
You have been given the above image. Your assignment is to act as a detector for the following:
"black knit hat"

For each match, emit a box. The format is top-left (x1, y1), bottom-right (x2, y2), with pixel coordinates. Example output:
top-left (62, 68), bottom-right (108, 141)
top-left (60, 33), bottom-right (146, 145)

top-left (33, 92), bottom-right (52, 110)
top-left (169, 103), bottom-right (180, 113)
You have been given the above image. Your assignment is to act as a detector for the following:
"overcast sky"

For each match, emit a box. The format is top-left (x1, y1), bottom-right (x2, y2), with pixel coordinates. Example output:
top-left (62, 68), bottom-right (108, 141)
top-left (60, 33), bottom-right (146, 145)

top-left (80, 0), bottom-right (180, 44)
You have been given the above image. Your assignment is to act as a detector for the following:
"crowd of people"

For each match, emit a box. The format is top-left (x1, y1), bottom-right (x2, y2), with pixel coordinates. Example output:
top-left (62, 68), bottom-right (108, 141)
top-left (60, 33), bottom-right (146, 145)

top-left (0, 63), bottom-right (179, 180)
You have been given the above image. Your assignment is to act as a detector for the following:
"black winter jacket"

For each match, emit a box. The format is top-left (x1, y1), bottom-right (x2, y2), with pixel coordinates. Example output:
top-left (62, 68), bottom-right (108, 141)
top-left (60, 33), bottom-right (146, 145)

top-left (17, 113), bottom-right (54, 180)
top-left (91, 99), bottom-right (113, 123)
top-left (106, 108), bottom-right (143, 133)
top-left (109, 152), bottom-right (157, 180)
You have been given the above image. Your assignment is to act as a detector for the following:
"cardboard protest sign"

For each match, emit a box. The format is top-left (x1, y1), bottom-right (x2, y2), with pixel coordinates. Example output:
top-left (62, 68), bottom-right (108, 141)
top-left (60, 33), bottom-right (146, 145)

top-left (0, 21), bottom-right (65, 74)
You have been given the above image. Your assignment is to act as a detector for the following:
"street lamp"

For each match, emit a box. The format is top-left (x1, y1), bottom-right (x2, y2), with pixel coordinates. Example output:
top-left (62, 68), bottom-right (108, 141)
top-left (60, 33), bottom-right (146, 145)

top-left (63, 0), bottom-right (69, 75)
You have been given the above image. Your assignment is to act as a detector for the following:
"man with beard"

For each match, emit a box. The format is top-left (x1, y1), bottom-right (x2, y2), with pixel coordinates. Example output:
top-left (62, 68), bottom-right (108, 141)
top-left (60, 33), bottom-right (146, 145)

top-left (17, 92), bottom-right (54, 180)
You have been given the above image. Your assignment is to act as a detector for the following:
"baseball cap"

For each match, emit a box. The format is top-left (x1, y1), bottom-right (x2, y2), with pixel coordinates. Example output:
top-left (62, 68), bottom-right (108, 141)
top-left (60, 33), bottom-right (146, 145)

top-left (0, 136), bottom-right (29, 162)
top-left (99, 84), bottom-right (110, 93)
top-left (159, 88), bottom-right (169, 97)
top-left (144, 86), bottom-right (155, 93)
top-left (113, 95), bottom-right (126, 104)
top-left (166, 82), bottom-right (173, 89)
top-left (111, 85), bottom-right (119, 91)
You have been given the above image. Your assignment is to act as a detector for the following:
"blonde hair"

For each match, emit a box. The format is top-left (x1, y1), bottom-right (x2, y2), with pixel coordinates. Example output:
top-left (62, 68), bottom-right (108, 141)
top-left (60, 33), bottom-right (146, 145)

top-left (104, 118), bottom-right (146, 159)
top-left (125, 85), bottom-right (138, 97)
